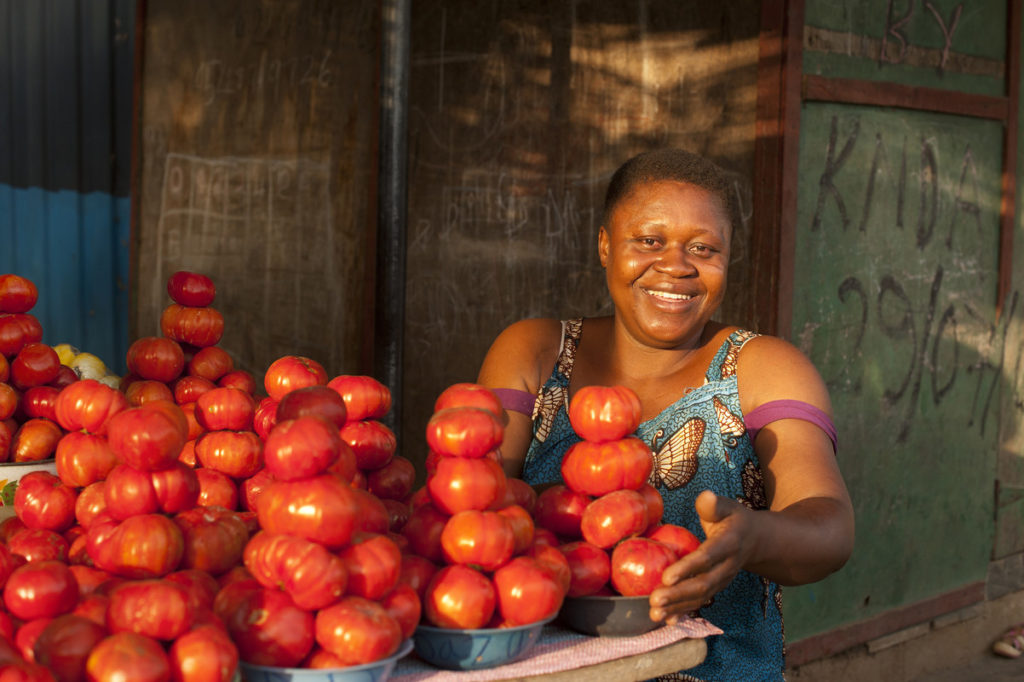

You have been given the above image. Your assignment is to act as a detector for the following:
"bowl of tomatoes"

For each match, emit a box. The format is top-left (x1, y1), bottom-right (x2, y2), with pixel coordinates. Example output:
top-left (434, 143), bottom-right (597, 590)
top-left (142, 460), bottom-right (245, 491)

top-left (239, 639), bottom-right (414, 682)
top-left (412, 618), bottom-right (552, 671)
top-left (558, 594), bottom-right (662, 637)
top-left (0, 458), bottom-right (58, 520)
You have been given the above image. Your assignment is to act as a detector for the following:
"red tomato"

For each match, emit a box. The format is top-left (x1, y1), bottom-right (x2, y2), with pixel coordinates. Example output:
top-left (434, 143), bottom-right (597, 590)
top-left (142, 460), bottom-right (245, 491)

top-left (217, 369), bottom-right (256, 394)
top-left (195, 468), bottom-right (239, 510)
top-left (0, 316), bottom-right (27, 358)
top-left (55, 433), bottom-right (115, 491)
top-left (173, 506), bottom-right (249, 577)
top-left (638, 483), bottom-right (665, 530)
top-left (69, 564), bottom-right (112, 597)
top-left (107, 579), bottom-right (194, 640)
top-left (243, 531), bottom-right (348, 611)
top-left (426, 407), bottom-right (504, 458)
top-left (180, 402), bottom-right (203, 441)
top-left (493, 556), bottom-right (564, 626)
top-left (11, 418), bottom-right (62, 463)
top-left (7, 527), bottom-right (68, 563)
top-left (427, 456), bottom-right (507, 515)
top-left (195, 387), bottom-right (255, 432)
top-left (433, 382), bottom-right (504, 418)
top-left (74, 482), bottom-right (107, 529)
top-left (194, 430), bottom-right (262, 478)
top-left (252, 397), bottom-right (278, 440)
top-left (161, 304), bottom-right (225, 349)
top-left (423, 564), bottom-right (496, 629)
top-left (126, 336), bottom-right (185, 383)
top-left (10, 343), bottom-right (60, 390)
top-left (257, 474), bottom-right (359, 549)
top-left (32, 613), bottom-right (106, 681)
top-left (398, 554), bottom-right (439, 601)
top-left (504, 477), bottom-right (538, 514)
top-left (560, 541), bottom-right (612, 597)
top-left (240, 468), bottom-right (275, 512)
top-left (441, 510), bottom-right (514, 571)
top-left (263, 356), bottom-right (327, 401)
top-left (0, 543), bottom-right (18, 590)
top-left (367, 455), bottom-right (415, 501)
top-left (275, 385), bottom-right (348, 427)
top-left (0, 275), bottom-right (38, 313)
top-left (524, 541), bottom-right (572, 595)
top-left (165, 568), bottom-right (220, 612)
top-left (0, 382), bottom-right (16, 421)
top-left (124, 379), bottom-right (174, 407)
top-left (350, 488), bottom-right (390, 535)
top-left (0, 354), bottom-right (7, 383)
top-left (263, 416), bottom-right (343, 481)
top-left (172, 375), bottom-right (216, 405)
top-left (496, 504), bottom-right (535, 554)
top-left (580, 489), bottom-right (648, 549)
top-left (48, 365), bottom-right (78, 390)
top-left (0, 515), bottom-right (26, 543)
top-left (187, 346), bottom-right (233, 382)
top-left (86, 513), bottom-right (184, 579)
top-left (0, 419), bottom-right (11, 462)
top-left (168, 623), bottom-right (238, 682)
top-left (211, 577), bottom-right (261, 625)
top-left (533, 484), bottom-right (591, 539)
top-left (327, 375), bottom-right (391, 421)
top-left (150, 461), bottom-right (201, 514)
top-left (532, 527), bottom-right (560, 547)
top-left (644, 523), bottom-right (701, 558)
top-left (380, 582), bottom-right (421, 640)
top-left (339, 533), bottom-right (402, 600)
top-left (610, 537), bottom-right (679, 596)
top-left (383, 498), bottom-right (410, 532)
top-left (167, 271), bottom-right (216, 307)
top-left (13, 471), bottom-right (76, 532)
top-left (20, 386), bottom-right (59, 421)
top-left (85, 632), bottom-right (171, 682)
top-left (567, 385), bottom-right (642, 442)
top-left (54, 379), bottom-right (128, 434)
top-left (104, 464), bottom-right (159, 520)
top-left (3, 560), bottom-right (79, 621)
top-left (315, 596), bottom-right (402, 666)
top-left (401, 503), bottom-right (448, 563)
top-left (224, 587), bottom-right (315, 667)
top-left (339, 419), bottom-right (396, 470)
top-left (106, 404), bottom-right (187, 471)
top-left (561, 436), bottom-right (654, 497)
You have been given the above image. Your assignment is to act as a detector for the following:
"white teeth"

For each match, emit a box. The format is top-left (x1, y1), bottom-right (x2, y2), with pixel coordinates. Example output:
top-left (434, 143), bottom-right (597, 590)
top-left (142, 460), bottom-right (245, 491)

top-left (644, 289), bottom-right (693, 301)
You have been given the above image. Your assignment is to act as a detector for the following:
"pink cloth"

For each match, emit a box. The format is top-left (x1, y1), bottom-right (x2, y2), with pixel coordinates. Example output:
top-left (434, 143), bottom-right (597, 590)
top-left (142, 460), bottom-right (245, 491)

top-left (745, 399), bottom-right (837, 452)
top-left (492, 388), bottom-right (537, 416)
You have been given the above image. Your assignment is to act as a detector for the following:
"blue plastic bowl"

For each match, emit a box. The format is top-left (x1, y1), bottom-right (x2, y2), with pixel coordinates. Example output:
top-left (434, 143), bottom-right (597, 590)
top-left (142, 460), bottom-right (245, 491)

top-left (412, 618), bottom-right (552, 671)
top-left (239, 639), bottom-right (413, 682)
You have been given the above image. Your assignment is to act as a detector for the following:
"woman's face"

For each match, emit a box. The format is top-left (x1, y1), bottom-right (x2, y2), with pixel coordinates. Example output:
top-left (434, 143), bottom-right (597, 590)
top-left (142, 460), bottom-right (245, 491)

top-left (599, 180), bottom-right (731, 350)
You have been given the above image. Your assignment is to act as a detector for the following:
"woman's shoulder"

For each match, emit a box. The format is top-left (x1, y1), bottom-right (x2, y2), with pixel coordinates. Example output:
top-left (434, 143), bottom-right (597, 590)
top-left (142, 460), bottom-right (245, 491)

top-left (734, 332), bottom-right (832, 414)
top-left (478, 317), bottom-right (567, 393)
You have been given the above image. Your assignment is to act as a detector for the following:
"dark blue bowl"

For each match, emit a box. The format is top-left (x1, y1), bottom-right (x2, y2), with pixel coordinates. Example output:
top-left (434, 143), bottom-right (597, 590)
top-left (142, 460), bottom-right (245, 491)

top-left (239, 639), bottom-right (413, 682)
top-left (412, 618), bottom-right (552, 671)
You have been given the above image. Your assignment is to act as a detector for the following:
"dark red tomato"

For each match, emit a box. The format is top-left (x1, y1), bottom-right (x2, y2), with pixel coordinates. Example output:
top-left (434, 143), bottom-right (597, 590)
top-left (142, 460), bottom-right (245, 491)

top-left (187, 346), bottom-right (233, 382)
top-left (0, 274), bottom-right (38, 313)
top-left (257, 474), bottom-right (359, 549)
top-left (47, 365), bottom-right (78, 390)
top-left (426, 407), bottom-right (504, 459)
top-left (398, 554), bottom-right (439, 602)
top-left (383, 498), bottom-right (410, 532)
top-left (7, 527), bottom-right (65, 564)
top-left (441, 510), bottom-right (514, 571)
top-left (10, 343), bottom-right (60, 390)
top-left (126, 336), bottom-right (185, 383)
top-left (240, 468), bottom-right (276, 512)
top-left (524, 541), bottom-right (572, 595)
top-left (559, 541), bottom-right (612, 597)
top-left (172, 375), bottom-right (216, 405)
top-left (252, 397), bottom-right (278, 440)
top-left (211, 576), bottom-right (261, 624)
top-left (380, 582), bottom-right (421, 641)
top-left (0, 515), bottom-right (27, 544)
top-left (427, 456), bottom-right (507, 515)
top-left (195, 468), bottom-right (239, 510)
top-left (54, 379), bottom-right (129, 436)
top-left (496, 504), bottom-right (535, 554)
top-left (106, 404), bottom-right (187, 471)
top-left (644, 523), bottom-right (702, 558)
top-left (123, 379), bottom-right (174, 407)
top-left (180, 402), bottom-right (203, 441)
top-left (72, 594), bottom-right (111, 629)
top-left (14, 471), bottom-right (76, 532)
top-left (0, 315), bottom-right (27, 358)
top-left (0, 354), bottom-right (7, 383)
top-left (32, 613), bottom-right (106, 681)
top-left (568, 385), bottom-right (643, 442)
top-left (217, 369), bottom-right (256, 394)
top-left (560, 436), bottom-right (654, 497)
top-left (165, 569), bottom-right (220, 613)
top-left (493, 556), bottom-right (564, 626)
top-left (503, 477), bottom-right (538, 514)
top-left (0, 418), bottom-right (12, 463)
top-left (243, 531), bottom-right (348, 611)
top-left (194, 430), bottom-right (262, 478)
top-left (638, 483), bottom-right (664, 530)
top-left (401, 503), bottom-right (449, 564)
top-left (350, 487), bottom-right (390, 535)
top-left (195, 387), bottom-right (255, 431)
top-left (161, 304), bottom-right (225, 349)
top-left (103, 464), bottom-right (159, 520)
top-left (580, 489), bottom-right (648, 549)
top-left (533, 484), bottom-right (591, 539)
top-left (86, 513), bottom-right (184, 579)
top-left (3, 560), bottom-right (79, 620)
top-left (85, 632), bottom-right (171, 682)
top-left (366, 454), bottom-right (415, 501)
top-left (340, 419), bottom-right (396, 470)
top-left (263, 356), bottom-right (328, 401)
top-left (263, 416), bottom-right (342, 481)
top-left (74, 482), bottom-right (108, 529)
top-left (10, 314), bottom-right (41, 347)
top-left (168, 623), bottom-right (239, 682)
top-left (327, 375), bottom-right (391, 421)
top-left (225, 587), bottom-right (315, 667)
top-left (167, 271), bottom-right (216, 307)
top-left (532, 526), bottom-right (560, 547)
top-left (423, 564), bottom-right (496, 629)
top-left (433, 382), bottom-right (504, 419)
top-left (20, 386), bottom-right (59, 422)
top-left (0, 382), bottom-right (16, 421)
top-left (14, 617), bottom-right (53, 664)
top-left (315, 596), bottom-right (402, 666)
top-left (11, 418), bottom-right (63, 463)
top-left (339, 533), bottom-right (402, 600)
top-left (68, 564), bottom-right (112, 597)
top-left (150, 461), bottom-right (201, 514)
top-left (610, 537), bottom-right (679, 596)
top-left (276, 385), bottom-right (348, 427)
top-left (107, 579), bottom-right (194, 640)
top-left (173, 506), bottom-right (248, 577)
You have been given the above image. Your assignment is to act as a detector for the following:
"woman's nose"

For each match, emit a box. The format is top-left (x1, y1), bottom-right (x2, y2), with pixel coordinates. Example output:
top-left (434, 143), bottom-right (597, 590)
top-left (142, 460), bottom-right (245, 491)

top-left (655, 246), bottom-right (697, 276)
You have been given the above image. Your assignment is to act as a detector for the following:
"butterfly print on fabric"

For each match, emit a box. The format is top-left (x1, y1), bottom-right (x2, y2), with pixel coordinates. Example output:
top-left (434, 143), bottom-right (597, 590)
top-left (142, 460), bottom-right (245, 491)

top-left (712, 395), bottom-right (745, 451)
top-left (717, 329), bottom-right (758, 380)
top-left (648, 417), bottom-right (705, 490)
top-left (739, 460), bottom-right (768, 511)
top-left (533, 385), bottom-right (566, 444)
top-left (556, 318), bottom-right (583, 378)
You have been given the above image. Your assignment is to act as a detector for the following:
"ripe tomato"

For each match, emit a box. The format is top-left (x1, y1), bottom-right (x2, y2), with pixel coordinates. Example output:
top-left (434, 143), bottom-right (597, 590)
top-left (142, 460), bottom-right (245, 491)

top-left (180, 402), bottom-right (203, 440)
top-left (14, 471), bottom-right (76, 532)
top-left (54, 379), bottom-right (128, 434)
top-left (86, 513), bottom-right (185, 579)
top-left (0, 354), bottom-right (7, 383)
top-left (106, 404), bottom-right (187, 471)
top-left (126, 336), bottom-right (185, 383)
top-left (366, 455), bottom-right (415, 501)
top-left (0, 274), bottom-right (38, 313)
top-left (187, 345), bottom-right (233, 382)
top-left (168, 623), bottom-right (239, 682)
top-left (504, 477), bottom-right (538, 514)
top-left (74, 482), bottom-right (107, 529)
top-left (10, 343), bottom-right (59, 390)
top-left (32, 613), bottom-right (107, 681)
top-left (150, 461), bottom-right (201, 514)
top-left (568, 385), bottom-right (642, 442)
top-left (173, 375), bottom-right (216, 405)
top-left (161, 304), bottom-right (225, 348)
top-left (217, 369), bottom-right (256, 394)
top-left (11, 418), bottom-right (63, 463)
top-left (0, 418), bottom-right (12, 462)
top-left (263, 416), bottom-right (343, 481)
top-left (561, 436), bottom-right (654, 497)
top-left (275, 385), bottom-right (348, 427)
top-left (339, 419), bottom-right (396, 470)
top-left (401, 503), bottom-right (449, 564)
top-left (7, 527), bottom-right (66, 564)
top-left (225, 587), bottom-right (315, 667)
top-left (441, 510), bottom-right (514, 571)
top-left (610, 537), bottom-right (679, 596)
top-left (20, 386), bottom-right (59, 421)
top-left (195, 468), bottom-right (239, 510)
top-left (533, 484), bottom-right (591, 539)
top-left (524, 541), bottom-right (572, 595)
top-left (496, 504), bottom-right (535, 554)
top-left (173, 506), bottom-right (249, 577)
top-left (580, 489), bottom-right (648, 549)
top-left (257, 474), bottom-right (359, 549)
top-left (423, 564), bottom-right (496, 629)
top-left (0, 382), bottom-right (16, 421)
top-left (195, 387), bottom-right (255, 431)
top-left (55, 431), bottom-right (117, 488)
top-left (107, 579), bottom-right (194, 640)
top-left (381, 582), bottom-right (421, 640)
top-left (244, 531), bottom-right (348, 611)
top-left (123, 379), bottom-right (174, 407)
top-left (240, 468), bottom-right (275, 512)
top-left (327, 375), bottom-right (391, 421)
top-left (103, 464), bottom-right (159, 519)
top-left (252, 397), bottom-right (278, 440)
top-left (315, 596), bottom-right (403, 666)
top-left (493, 556), bottom-right (564, 626)
top-left (426, 407), bottom-right (504, 458)
top-left (167, 271), bottom-right (216, 307)
top-left (263, 356), bottom-right (328, 401)
top-left (638, 483), bottom-right (664, 530)
top-left (339, 533), bottom-right (402, 600)
top-left (644, 523), bottom-right (702, 558)
top-left (398, 554), bottom-right (439, 601)
top-left (194, 430), bottom-right (262, 478)
top-left (433, 382), bottom-right (503, 418)
top-left (427, 456), bottom-right (507, 515)
top-left (559, 541), bottom-right (611, 597)
top-left (48, 365), bottom-right (78, 389)
top-left (3, 560), bottom-right (79, 621)
top-left (85, 632), bottom-right (171, 682)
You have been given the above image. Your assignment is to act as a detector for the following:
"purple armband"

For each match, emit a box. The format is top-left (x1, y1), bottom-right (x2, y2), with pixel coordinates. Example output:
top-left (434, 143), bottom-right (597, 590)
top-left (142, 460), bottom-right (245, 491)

top-left (492, 388), bottom-right (537, 416)
top-left (745, 399), bottom-right (837, 452)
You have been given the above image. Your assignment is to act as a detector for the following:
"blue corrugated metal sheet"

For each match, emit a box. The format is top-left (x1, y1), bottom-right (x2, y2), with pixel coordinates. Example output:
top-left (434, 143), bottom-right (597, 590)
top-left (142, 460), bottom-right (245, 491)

top-left (0, 0), bottom-right (134, 373)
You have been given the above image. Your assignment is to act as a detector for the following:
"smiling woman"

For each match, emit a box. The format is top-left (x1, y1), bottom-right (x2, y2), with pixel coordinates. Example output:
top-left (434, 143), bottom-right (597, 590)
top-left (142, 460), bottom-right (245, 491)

top-left (476, 149), bottom-right (855, 682)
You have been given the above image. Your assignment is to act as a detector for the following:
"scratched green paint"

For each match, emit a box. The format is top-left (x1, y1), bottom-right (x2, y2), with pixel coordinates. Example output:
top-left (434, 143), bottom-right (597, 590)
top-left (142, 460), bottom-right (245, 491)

top-left (785, 102), bottom-right (1003, 642)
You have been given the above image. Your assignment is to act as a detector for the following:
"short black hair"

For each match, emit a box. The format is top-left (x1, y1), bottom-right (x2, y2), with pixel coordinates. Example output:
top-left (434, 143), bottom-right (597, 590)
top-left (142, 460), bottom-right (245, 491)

top-left (602, 149), bottom-right (738, 231)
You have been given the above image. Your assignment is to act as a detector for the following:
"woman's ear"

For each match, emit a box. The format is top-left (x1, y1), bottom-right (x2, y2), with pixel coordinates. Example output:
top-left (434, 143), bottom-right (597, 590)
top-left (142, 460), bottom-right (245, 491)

top-left (598, 226), bottom-right (609, 267)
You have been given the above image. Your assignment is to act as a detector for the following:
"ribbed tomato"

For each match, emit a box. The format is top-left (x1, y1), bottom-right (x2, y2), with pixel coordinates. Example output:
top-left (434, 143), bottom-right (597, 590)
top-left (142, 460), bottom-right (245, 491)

top-left (86, 513), bottom-right (184, 579)
top-left (327, 375), bottom-right (391, 421)
top-left (126, 336), bottom-right (185, 383)
top-left (106, 404), bottom-right (187, 471)
top-left (580, 489), bottom-right (648, 549)
top-left (194, 430), bottom-right (263, 478)
top-left (195, 387), bottom-right (256, 431)
top-left (441, 510), bottom-right (514, 571)
top-left (559, 541), bottom-right (611, 597)
top-left (275, 385), bottom-right (348, 427)
top-left (187, 345), bottom-right (233, 382)
top-left (366, 454), bottom-right (415, 500)
top-left (10, 417), bottom-right (63, 463)
top-left (106, 579), bottom-right (194, 640)
top-left (256, 474), bottom-right (359, 549)
top-left (340, 419), bottom-right (396, 471)
top-left (173, 506), bottom-right (249, 577)
top-left (243, 531), bottom-right (348, 611)
top-left (561, 436), bottom-right (653, 497)
top-left (425, 406), bottom-right (504, 458)
top-left (3, 560), bottom-right (79, 620)
top-left (13, 471), bottom-right (76, 532)
top-left (610, 537), bottom-right (679, 596)
top-left (167, 623), bottom-right (239, 682)
top-left (493, 556), bottom-right (564, 625)
top-left (166, 271), bottom-right (216, 307)
top-left (644, 523), bottom-right (702, 558)
top-left (423, 564), bottom-right (495, 629)
top-left (10, 342), bottom-right (60, 390)
top-left (427, 456), bottom-right (507, 515)
top-left (263, 416), bottom-right (343, 481)
top-left (85, 632), bottom-right (171, 682)
top-left (161, 304), bottom-right (225, 348)
top-left (54, 379), bottom-right (128, 434)
top-left (433, 382), bottom-right (503, 418)
top-left (339, 533), bottom-right (402, 600)
top-left (0, 274), bottom-right (38, 313)
top-left (314, 596), bottom-right (402, 666)
top-left (263, 356), bottom-right (327, 401)
top-left (567, 385), bottom-right (642, 442)
top-left (224, 587), bottom-right (315, 667)
top-left (401, 503), bottom-right (449, 564)
top-left (533, 484), bottom-right (591, 539)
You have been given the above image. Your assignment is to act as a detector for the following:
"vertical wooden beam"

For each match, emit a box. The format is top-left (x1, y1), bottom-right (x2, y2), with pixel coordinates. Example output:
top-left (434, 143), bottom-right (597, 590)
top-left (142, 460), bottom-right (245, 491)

top-left (999, 0), bottom-right (1021, 317)
top-left (129, 0), bottom-right (147, 341)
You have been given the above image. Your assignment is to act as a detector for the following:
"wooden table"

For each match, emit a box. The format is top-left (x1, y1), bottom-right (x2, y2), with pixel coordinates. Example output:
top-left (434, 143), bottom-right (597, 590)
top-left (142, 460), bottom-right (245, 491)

top-left (499, 636), bottom-right (707, 681)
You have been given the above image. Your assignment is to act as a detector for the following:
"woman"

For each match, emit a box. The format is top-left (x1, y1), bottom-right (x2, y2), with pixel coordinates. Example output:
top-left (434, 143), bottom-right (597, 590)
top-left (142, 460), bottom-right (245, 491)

top-left (476, 149), bottom-right (854, 681)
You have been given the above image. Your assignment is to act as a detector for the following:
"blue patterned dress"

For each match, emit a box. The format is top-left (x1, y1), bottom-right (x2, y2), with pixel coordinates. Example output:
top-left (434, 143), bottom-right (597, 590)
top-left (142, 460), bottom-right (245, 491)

top-left (523, 319), bottom-right (785, 682)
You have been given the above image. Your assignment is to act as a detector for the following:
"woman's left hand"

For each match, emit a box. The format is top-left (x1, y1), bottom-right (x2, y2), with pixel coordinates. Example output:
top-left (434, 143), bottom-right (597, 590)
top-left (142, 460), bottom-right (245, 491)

top-left (648, 490), bottom-right (758, 624)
